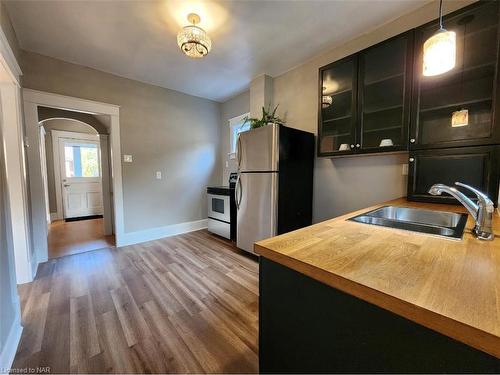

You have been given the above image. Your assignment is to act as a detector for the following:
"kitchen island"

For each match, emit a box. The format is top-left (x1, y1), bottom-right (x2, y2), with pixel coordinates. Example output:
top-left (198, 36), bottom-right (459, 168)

top-left (255, 198), bottom-right (500, 373)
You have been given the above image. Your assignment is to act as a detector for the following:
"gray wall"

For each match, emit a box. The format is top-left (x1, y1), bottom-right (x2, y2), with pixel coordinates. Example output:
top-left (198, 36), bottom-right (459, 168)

top-left (270, 0), bottom-right (475, 223)
top-left (0, 0), bottom-right (20, 62)
top-left (20, 50), bottom-right (222, 233)
top-left (0, 119), bottom-right (21, 367)
top-left (42, 118), bottom-right (96, 214)
top-left (219, 90), bottom-right (249, 184)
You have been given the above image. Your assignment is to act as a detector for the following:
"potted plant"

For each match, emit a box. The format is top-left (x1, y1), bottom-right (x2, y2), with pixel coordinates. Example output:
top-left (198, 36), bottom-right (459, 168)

top-left (243, 105), bottom-right (285, 129)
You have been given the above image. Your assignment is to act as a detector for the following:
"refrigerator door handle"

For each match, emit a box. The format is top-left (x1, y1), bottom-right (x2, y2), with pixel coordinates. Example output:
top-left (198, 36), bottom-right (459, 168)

top-left (237, 136), bottom-right (242, 170)
top-left (235, 174), bottom-right (242, 209)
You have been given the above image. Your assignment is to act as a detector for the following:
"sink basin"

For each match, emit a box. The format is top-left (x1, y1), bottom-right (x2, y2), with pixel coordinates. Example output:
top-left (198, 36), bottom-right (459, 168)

top-left (348, 206), bottom-right (468, 240)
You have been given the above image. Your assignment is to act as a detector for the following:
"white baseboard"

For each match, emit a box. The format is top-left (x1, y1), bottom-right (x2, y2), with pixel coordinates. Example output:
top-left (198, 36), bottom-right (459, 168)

top-left (0, 314), bottom-right (23, 374)
top-left (117, 219), bottom-right (208, 247)
top-left (50, 212), bottom-right (61, 221)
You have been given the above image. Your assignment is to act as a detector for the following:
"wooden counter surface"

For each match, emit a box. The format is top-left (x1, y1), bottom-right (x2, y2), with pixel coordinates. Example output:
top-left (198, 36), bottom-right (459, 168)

top-left (255, 198), bottom-right (500, 359)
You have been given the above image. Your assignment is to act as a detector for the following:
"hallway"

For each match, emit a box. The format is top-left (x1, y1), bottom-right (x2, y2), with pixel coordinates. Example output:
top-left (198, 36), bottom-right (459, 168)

top-left (48, 218), bottom-right (115, 259)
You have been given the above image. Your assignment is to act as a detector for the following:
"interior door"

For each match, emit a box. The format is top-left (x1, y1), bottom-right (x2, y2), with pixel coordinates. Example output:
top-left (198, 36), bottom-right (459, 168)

top-left (59, 137), bottom-right (103, 219)
top-left (236, 172), bottom-right (277, 254)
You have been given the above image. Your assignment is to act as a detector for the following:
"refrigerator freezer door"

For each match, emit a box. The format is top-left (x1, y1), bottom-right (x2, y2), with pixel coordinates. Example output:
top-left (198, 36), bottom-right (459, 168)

top-left (236, 172), bottom-right (278, 254)
top-left (237, 124), bottom-right (279, 172)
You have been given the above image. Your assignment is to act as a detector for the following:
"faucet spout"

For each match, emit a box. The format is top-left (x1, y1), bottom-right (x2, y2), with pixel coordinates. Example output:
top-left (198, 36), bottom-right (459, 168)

top-left (428, 183), bottom-right (478, 220)
top-left (428, 182), bottom-right (494, 241)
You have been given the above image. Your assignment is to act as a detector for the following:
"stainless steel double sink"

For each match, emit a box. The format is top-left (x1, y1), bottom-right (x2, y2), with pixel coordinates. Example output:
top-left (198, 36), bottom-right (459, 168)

top-left (349, 206), bottom-right (469, 240)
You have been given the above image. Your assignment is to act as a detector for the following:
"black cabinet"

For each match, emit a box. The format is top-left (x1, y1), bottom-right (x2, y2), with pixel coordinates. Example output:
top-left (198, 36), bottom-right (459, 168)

top-left (358, 33), bottom-right (413, 152)
top-left (318, 55), bottom-right (358, 155)
top-left (407, 146), bottom-right (500, 204)
top-left (410, 1), bottom-right (500, 150)
top-left (318, 33), bottom-right (413, 157)
top-left (260, 258), bottom-right (500, 373)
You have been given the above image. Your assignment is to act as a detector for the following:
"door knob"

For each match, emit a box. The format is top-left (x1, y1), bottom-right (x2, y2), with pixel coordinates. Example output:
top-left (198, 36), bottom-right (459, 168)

top-left (410, 138), bottom-right (416, 143)
top-left (356, 144), bottom-right (360, 148)
top-left (63, 184), bottom-right (70, 187)
top-left (409, 157), bottom-right (415, 162)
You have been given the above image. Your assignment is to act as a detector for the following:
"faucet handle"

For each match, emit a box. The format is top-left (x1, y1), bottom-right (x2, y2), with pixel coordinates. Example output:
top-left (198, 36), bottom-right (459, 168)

top-left (454, 182), bottom-right (493, 209)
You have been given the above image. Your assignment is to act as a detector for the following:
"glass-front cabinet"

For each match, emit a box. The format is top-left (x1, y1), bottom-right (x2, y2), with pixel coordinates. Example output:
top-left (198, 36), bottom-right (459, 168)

top-left (317, 1), bottom-right (500, 161)
top-left (318, 56), bottom-right (357, 155)
top-left (411, 1), bottom-right (500, 150)
top-left (317, 33), bottom-right (412, 157)
top-left (359, 33), bottom-right (412, 152)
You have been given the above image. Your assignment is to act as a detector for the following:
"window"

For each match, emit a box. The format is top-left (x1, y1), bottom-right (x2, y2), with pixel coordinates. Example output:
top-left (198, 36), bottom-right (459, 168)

top-left (229, 113), bottom-right (250, 154)
top-left (64, 142), bottom-right (99, 178)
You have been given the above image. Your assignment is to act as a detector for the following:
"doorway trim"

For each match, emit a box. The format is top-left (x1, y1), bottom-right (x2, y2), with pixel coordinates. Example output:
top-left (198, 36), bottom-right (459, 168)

top-left (23, 89), bottom-right (124, 273)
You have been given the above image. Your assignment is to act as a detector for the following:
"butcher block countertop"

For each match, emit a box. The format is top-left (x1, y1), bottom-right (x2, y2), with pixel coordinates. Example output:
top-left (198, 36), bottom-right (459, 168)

top-left (254, 198), bottom-right (500, 358)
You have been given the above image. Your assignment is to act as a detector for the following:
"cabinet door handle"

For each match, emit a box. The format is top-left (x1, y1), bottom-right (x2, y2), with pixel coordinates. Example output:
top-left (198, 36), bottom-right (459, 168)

top-left (350, 144), bottom-right (355, 148)
top-left (356, 144), bottom-right (360, 148)
top-left (409, 157), bottom-right (415, 162)
top-left (410, 138), bottom-right (416, 143)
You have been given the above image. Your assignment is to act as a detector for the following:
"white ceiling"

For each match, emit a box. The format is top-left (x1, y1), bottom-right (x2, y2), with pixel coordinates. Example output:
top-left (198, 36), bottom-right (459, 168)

top-left (5, 0), bottom-right (429, 102)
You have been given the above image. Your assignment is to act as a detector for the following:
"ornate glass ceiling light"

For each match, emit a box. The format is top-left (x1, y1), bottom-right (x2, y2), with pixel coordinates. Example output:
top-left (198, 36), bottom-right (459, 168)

top-left (177, 13), bottom-right (212, 59)
top-left (423, 0), bottom-right (456, 76)
top-left (322, 86), bottom-right (333, 108)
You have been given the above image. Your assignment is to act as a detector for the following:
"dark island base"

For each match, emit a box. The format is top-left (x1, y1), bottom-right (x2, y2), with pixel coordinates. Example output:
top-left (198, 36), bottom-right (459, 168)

top-left (259, 258), bottom-right (500, 373)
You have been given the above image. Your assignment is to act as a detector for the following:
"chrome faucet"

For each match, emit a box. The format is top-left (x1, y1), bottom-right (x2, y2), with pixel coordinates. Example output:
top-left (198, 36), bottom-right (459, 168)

top-left (428, 182), bottom-right (495, 241)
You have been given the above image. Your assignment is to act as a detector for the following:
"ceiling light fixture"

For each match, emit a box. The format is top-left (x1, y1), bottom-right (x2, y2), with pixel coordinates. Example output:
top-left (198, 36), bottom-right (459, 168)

top-left (422, 0), bottom-right (456, 76)
top-left (177, 13), bottom-right (212, 59)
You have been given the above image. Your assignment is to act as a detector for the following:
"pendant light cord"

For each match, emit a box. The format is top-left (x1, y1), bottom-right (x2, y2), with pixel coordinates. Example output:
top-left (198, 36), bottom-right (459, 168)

top-left (439, 0), bottom-right (444, 29)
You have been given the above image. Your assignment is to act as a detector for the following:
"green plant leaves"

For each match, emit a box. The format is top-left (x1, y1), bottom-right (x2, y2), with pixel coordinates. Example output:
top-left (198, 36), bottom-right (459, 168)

top-left (243, 104), bottom-right (284, 129)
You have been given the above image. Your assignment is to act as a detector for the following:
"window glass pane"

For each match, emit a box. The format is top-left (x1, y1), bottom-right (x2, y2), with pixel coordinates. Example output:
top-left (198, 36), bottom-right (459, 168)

top-left (230, 121), bottom-right (250, 153)
top-left (64, 143), bottom-right (99, 177)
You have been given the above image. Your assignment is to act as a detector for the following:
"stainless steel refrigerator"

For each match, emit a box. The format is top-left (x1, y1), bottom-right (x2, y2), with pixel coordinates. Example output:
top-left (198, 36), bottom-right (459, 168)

top-left (235, 124), bottom-right (314, 254)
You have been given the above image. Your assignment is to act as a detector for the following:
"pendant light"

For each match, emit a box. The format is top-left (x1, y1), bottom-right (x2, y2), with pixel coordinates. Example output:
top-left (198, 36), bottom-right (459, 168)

top-left (422, 0), bottom-right (456, 76)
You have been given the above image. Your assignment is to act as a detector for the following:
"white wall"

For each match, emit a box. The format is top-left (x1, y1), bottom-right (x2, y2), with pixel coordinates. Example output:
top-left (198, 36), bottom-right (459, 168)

top-left (0, 97), bottom-right (22, 372)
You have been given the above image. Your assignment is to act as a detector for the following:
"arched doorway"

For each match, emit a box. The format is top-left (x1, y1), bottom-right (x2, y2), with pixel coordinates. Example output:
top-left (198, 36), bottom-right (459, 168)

top-left (39, 116), bottom-right (114, 258)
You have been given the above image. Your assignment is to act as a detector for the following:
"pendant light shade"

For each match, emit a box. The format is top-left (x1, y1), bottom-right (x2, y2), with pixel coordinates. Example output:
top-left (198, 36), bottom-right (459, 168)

top-left (422, 0), bottom-right (456, 76)
top-left (423, 29), bottom-right (456, 76)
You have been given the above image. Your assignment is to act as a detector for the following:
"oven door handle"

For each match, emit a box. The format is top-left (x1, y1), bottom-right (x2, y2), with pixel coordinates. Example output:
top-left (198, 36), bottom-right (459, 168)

top-left (235, 174), bottom-right (242, 210)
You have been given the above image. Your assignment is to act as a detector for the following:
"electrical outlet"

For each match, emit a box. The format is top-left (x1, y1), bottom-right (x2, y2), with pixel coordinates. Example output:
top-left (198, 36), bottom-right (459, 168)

top-left (402, 163), bottom-right (409, 176)
top-left (156, 171), bottom-right (162, 180)
top-left (123, 154), bottom-right (133, 163)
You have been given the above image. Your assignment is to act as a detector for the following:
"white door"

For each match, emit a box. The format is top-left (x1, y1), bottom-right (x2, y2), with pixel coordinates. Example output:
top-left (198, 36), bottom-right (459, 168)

top-left (59, 137), bottom-right (103, 219)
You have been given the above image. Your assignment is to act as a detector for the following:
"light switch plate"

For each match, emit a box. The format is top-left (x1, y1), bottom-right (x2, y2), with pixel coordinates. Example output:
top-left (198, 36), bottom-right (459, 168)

top-left (123, 154), bottom-right (133, 163)
top-left (156, 171), bottom-right (162, 179)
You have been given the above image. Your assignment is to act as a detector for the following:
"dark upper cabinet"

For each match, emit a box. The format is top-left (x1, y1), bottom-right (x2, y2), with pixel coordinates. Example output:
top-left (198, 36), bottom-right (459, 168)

top-left (318, 32), bottom-right (413, 157)
top-left (410, 1), bottom-right (500, 150)
top-left (358, 32), bottom-right (413, 152)
top-left (318, 55), bottom-right (358, 156)
top-left (407, 145), bottom-right (500, 205)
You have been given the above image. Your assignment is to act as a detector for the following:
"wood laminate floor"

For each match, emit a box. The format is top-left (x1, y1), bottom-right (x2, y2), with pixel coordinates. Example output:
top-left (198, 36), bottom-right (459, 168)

top-left (12, 230), bottom-right (259, 374)
top-left (48, 218), bottom-right (115, 259)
